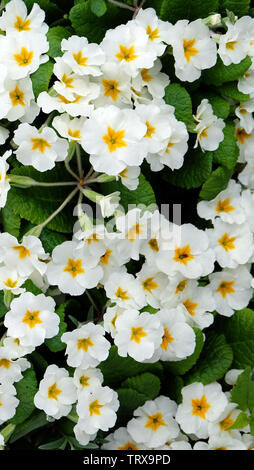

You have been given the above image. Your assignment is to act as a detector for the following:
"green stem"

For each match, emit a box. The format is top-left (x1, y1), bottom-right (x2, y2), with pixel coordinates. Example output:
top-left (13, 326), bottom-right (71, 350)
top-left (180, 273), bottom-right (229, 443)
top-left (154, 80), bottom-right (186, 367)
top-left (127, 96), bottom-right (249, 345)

top-left (32, 181), bottom-right (77, 187)
top-left (76, 143), bottom-right (83, 179)
top-left (65, 160), bottom-right (80, 182)
top-left (107, 0), bottom-right (135, 11)
top-left (86, 290), bottom-right (100, 313)
top-left (66, 413), bottom-right (79, 424)
top-left (133, 0), bottom-right (146, 18)
top-left (0, 423), bottom-right (16, 444)
top-left (39, 186), bottom-right (79, 231)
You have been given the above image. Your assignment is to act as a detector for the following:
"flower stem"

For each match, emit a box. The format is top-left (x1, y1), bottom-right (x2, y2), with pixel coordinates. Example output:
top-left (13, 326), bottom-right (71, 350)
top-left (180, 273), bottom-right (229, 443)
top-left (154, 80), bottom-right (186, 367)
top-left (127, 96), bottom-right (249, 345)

top-left (86, 290), bottom-right (100, 313)
top-left (39, 186), bottom-right (79, 231)
top-left (75, 143), bottom-right (83, 178)
top-left (132, 0), bottom-right (146, 18)
top-left (107, 0), bottom-right (135, 11)
top-left (31, 181), bottom-right (77, 187)
top-left (65, 159), bottom-right (80, 181)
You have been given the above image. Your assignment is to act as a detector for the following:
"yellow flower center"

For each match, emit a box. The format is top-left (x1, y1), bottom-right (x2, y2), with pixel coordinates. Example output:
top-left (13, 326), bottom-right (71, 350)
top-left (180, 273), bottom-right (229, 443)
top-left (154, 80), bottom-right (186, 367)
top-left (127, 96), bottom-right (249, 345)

top-left (141, 68), bottom-right (152, 82)
top-left (145, 121), bottom-right (156, 138)
top-left (216, 198), bottom-right (235, 213)
top-left (111, 314), bottom-right (117, 328)
top-left (130, 326), bottom-right (147, 344)
top-left (100, 249), bottom-right (112, 265)
top-left (115, 45), bottom-right (138, 62)
top-left (9, 85), bottom-right (25, 106)
top-left (68, 128), bottom-right (81, 139)
top-left (77, 337), bottom-right (94, 352)
top-left (89, 399), bottom-right (103, 416)
top-left (161, 327), bottom-right (174, 351)
top-left (175, 279), bottom-right (187, 294)
top-left (126, 223), bottom-right (142, 241)
top-left (219, 412), bottom-right (234, 431)
top-left (146, 25), bottom-right (160, 41)
top-left (22, 310), bottom-right (42, 329)
top-left (142, 277), bottom-right (158, 293)
top-left (14, 47), bottom-right (34, 66)
top-left (73, 51), bottom-right (88, 66)
top-left (102, 79), bottom-right (120, 101)
top-left (79, 375), bottom-right (90, 387)
top-left (145, 412), bottom-right (166, 431)
top-left (14, 16), bottom-right (31, 31)
top-left (236, 128), bottom-right (252, 144)
top-left (165, 142), bottom-right (174, 154)
top-left (118, 442), bottom-right (139, 450)
top-left (4, 278), bottom-right (18, 289)
top-left (103, 126), bottom-right (127, 152)
top-left (240, 108), bottom-right (248, 115)
top-left (226, 41), bottom-right (238, 50)
top-left (48, 382), bottom-right (62, 400)
top-left (218, 233), bottom-right (236, 251)
top-left (183, 38), bottom-right (198, 62)
top-left (216, 280), bottom-right (235, 298)
top-left (0, 359), bottom-right (11, 369)
top-left (12, 245), bottom-right (30, 259)
top-left (31, 138), bottom-right (51, 153)
top-left (61, 73), bottom-right (74, 88)
top-left (148, 238), bottom-right (159, 252)
top-left (200, 127), bottom-right (208, 139)
top-left (63, 258), bottom-right (85, 278)
top-left (115, 286), bottom-right (130, 301)
top-left (192, 395), bottom-right (211, 419)
top-left (86, 233), bottom-right (99, 244)
top-left (183, 298), bottom-right (198, 317)
top-left (173, 245), bottom-right (194, 265)
top-left (58, 95), bottom-right (81, 104)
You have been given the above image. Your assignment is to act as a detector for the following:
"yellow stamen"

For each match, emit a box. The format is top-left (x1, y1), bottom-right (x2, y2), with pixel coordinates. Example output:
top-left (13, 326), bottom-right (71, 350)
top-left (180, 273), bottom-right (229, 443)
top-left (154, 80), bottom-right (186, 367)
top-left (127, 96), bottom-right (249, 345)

top-left (61, 73), bottom-right (74, 88)
top-left (89, 399), bottom-right (103, 416)
top-left (216, 198), bottom-right (234, 213)
top-left (218, 233), bottom-right (236, 251)
top-left (173, 245), bottom-right (194, 265)
top-left (226, 41), bottom-right (237, 50)
top-left (14, 47), bottom-right (33, 66)
top-left (145, 121), bottom-right (156, 138)
top-left (142, 277), bottom-right (158, 293)
top-left (118, 442), bottom-right (139, 450)
top-left (236, 128), bottom-right (252, 144)
top-left (115, 286), bottom-right (130, 301)
top-left (14, 16), bottom-right (31, 31)
top-left (141, 68), bottom-right (152, 82)
top-left (126, 223), bottom-right (142, 242)
top-left (48, 382), bottom-right (62, 400)
top-left (63, 258), bottom-right (84, 278)
top-left (146, 25), bottom-right (160, 41)
top-left (165, 142), bottom-right (174, 154)
top-left (161, 327), bottom-right (174, 351)
top-left (192, 395), bottom-right (210, 419)
top-left (13, 245), bottom-right (30, 259)
top-left (73, 51), bottom-right (88, 66)
top-left (115, 45), bottom-right (138, 62)
top-left (79, 375), bottom-right (90, 387)
top-left (130, 326), bottom-right (147, 344)
top-left (216, 280), bottom-right (235, 298)
top-left (100, 249), bottom-right (112, 265)
top-left (145, 412), bottom-right (166, 431)
top-left (31, 138), bottom-right (51, 153)
top-left (4, 278), bottom-right (18, 289)
top-left (77, 337), bottom-right (94, 352)
top-left (22, 310), bottom-right (42, 329)
top-left (9, 85), bottom-right (25, 106)
top-left (0, 359), bottom-right (11, 369)
top-left (219, 412), bottom-right (234, 431)
top-left (103, 126), bottom-right (127, 152)
top-left (102, 79), bottom-right (120, 101)
top-left (183, 298), bottom-right (198, 317)
top-left (183, 38), bottom-right (198, 62)
top-left (68, 129), bottom-right (81, 139)
top-left (175, 279), bottom-right (187, 294)
top-left (148, 238), bottom-right (159, 252)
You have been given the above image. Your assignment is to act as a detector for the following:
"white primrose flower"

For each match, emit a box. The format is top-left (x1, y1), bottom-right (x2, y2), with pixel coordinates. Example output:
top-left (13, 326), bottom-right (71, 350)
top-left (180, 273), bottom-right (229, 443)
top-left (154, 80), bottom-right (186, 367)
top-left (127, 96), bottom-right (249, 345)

top-left (208, 402), bottom-right (243, 439)
top-left (194, 99), bottom-right (225, 152)
top-left (114, 309), bottom-right (163, 362)
top-left (13, 123), bottom-right (69, 171)
top-left (135, 103), bottom-right (173, 154)
top-left (241, 189), bottom-right (254, 232)
top-left (102, 427), bottom-right (147, 450)
top-left (74, 224), bottom-right (109, 263)
top-left (194, 434), bottom-right (247, 450)
top-left (157, 433), bottom-right (192, 450)
top-left (73, 367), bottom-right (103, 393)
top-left (152, 307), bottom-right (196, 361)
top-left (0, 151), bottom-right (11, 208)
top-left (139, 210), bottom-right (173, 265)
top-left (209, 266), bottom-right (253, 317)
top-left (224, 369), bottom-right (244, 386)
top-left (235, 99), bottom-right (254, 133)
top-left (206, 220), bottom-right (254, 268)
top-left (0, 267), bottom-right (26, 294)
top-left (34, 364), bottom-right (77, 420)
top-left (104, 272), bottom-right (146, 311)
top-left (103, 305), bottom-right (126, 339)
top-left (3, 336), bottom-right (34, 359)
top-left (101, 22), bottom-right (157, 77)
top-left (165, 19), bottom-right (217, 82)
top-left (175, 382), bottom-right (228, 439)
top-left (61, 323), bottom-right (110, 369)
top-left (217, 17), bottom-right (254, 66)
top-left (0, 126), bottom-right (9, 145)
top-left (156, 223), bottom-right (215, 278)
top-left (0, 70), bottom-right (39, 122)
top-left (81, 105), bottom-right (147, 176)
top-left (242, 434), bottom-right (254, 449)
top-left (61, 35), bottom-right (105, 77)
top-left (98, 192), bottom-right (120, 218)
top-left (180, 285), bottom-right (215, 330)
top-left (37, 86), bottom-right (99, 118)
top-left (94, 62), bottom-right (132, 108)
top-left (136, 264), bottom-right (169, 309)
top-left (4, 292), bottom-right (59, 348)
top-left (46, 240), bottom-right (103, 296)
top-left (0, 382), bottom-right (19, 425)
top-left (117, 165), bottom-right (140, 191)
top-left (52, 113), bottom-right (86, 142)
top-left (238, 60), bottom-right (254, 96)
top-left (98, 240), bottom-right (129, 284)
top-left (76, 385), bottom-right (119, 434)
top-left (0, 346), bottom-right (30, 384)
top-left (0, 233), bottom-right (48, 278)
top-left (235, 120), bottom-right (254, 163)
top-left (127, 396), bottom-right (179, 448)
top-left (0, 0), bottom-right (49, 36)
top-left (134, 8), bottom-right (172, 56)
top-left (115, 208), bottom-right (152, 261)
top-left (197, 179), bottom-right (246, 225)
top-left (0, 33), bottom-right (48, 80)
top-left (159, 275), bottom-right (196, 309)
top-left (238, 161), bottom-right (254, 189)
top-left (73, 424), bottom-right (96, 447)
top-left (131, 59), bottom-right (170, 100)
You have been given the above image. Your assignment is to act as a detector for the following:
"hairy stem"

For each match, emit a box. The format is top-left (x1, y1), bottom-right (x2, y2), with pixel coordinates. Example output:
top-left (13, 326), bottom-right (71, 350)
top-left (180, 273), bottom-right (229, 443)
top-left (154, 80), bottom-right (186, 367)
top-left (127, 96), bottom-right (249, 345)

top-left (108, 0), bottom-right (135, 11)
top-left (86, 290), bottom-right (100, 313)
top-left (65, 159), bottom-right (80, 182)
top-left (76, 143), bottom-right (83, 179)
top-left (39, 186), bottom-right (79, 230)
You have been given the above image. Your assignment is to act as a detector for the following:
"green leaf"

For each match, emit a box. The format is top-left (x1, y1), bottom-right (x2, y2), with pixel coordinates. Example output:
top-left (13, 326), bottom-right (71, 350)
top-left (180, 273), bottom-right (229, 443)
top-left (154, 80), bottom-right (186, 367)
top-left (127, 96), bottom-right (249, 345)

top-left (9, 410), bottom-right (48, 443)
top-left (167, 375), bottom-right (184, 404)
top-left (70, 1), bottom-right (131, 43)
top-left (250, 408), bottom-right (254, 436)
top-left (10, 368), bottom-right (37, 425)
top-left (30, 61), bottom-right (54, 100)
top-left (160, 0), bottom-right (219, 22)
top-left (199, 166), bottom-right (233, 200)
top-left (116, 388), bottom-right (148, 423)
top-left (8, 165), bottom-right (75, 233)
top-left (47, 26), bottom-right (73, 58)
top-left (0, 292), bottom-right (8, 319)
top-left (215, 308), bottom-right (254, 368)
top-left (45, 302), bottom-right (68, 352)
top-left (121, 373), bottom-right (161, 400)
top-left (165, 149), bottom-right (213, 189)
top-left (209, 122), bottom-right (239, 169)
top-left (1, 205), bottom-right (21, 238)
top-left (89, 0), bottom-right (107, 16)
top-left (219, 0), bottom-right (251, 16)
top-left (164, 83), bottom-right (195, 131)
top-left (217, 82), bottom-right (250, 102)
top-left (99, 345), bottom-right (163, 388)
top-left (40, 228), bottom-right (68, 255)
top-left (22, 279), bottom-right (42, 296)
top-left (185, 332), bottom-right (233, 385)
top-left (230, 367), bottom-right (254, 411)
top-left (163, 328), bottom-right (204, 376)
top-left (101, 173), bottom-right (156, 212)
top-left (229, 412), bottom-right (250, 430)
top-left (203, 56), bottom-right (252, 86)
top-left (193, 91), bottom-right (230, 119)
top-left (39, 437), bottom-right (67, 450)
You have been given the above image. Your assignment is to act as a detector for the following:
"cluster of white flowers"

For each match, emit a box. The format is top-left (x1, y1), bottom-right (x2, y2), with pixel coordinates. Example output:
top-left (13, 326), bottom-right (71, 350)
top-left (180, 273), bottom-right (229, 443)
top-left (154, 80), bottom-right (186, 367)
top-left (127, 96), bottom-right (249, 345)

top-left (102, 373), bottom-right (254, 450)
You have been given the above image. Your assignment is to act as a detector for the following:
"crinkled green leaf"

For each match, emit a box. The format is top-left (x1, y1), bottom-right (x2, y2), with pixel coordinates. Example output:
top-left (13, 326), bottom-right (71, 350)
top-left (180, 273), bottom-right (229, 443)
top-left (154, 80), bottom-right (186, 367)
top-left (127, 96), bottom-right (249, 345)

top-left (193, 91), bottom-right (230, 119)
top-left (89, 0), bottom-right (107, 16)
top-left (163, 328), bottom-right (204, 376)
top-left (40, 228), bottom-right (68, 255)
top-left (217, 82), bottom-right (250, 102)
top-left (0, 292), bottom-right (8, 319)
top-left (31, 60), bottom-right (54, 100)
top-left (185, 332), bottom-right (233, 385)
top-left (47, 26), bottom-right (73, 58)
top-left (215, 308), bottom-right (254, 368)
top-left (10, 368), bottom-right (37, 425)
top-left (9, 410), bottom-right (48, 443)
top-left (209, 122), bottom-right (239, 169)
top-left (199, 165), bottom-right (233, 200)
top-left (230, 367), bottom-right (254, 411)
top-left (116, 388), bottom-right (148, 423)
top-left (219, 0), bottom-right (251, 16)
top-left (229, 412), bottom-right (250, 430)
top-left (160, 0), bottom-right (219, 22)
top-left (22, 279), bottom-right (43, 296)
top-left (165, 149), bottom-right (213, 189)
top-left (203, 56), bottom-right (252, 86)
top-left (164, 83), bottom-right (195, 131)
top-left (1, 205), bottom-right (21, 238)
top-left (121, 372), bottom-right (161, 400)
